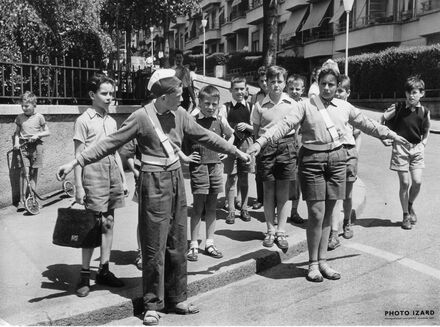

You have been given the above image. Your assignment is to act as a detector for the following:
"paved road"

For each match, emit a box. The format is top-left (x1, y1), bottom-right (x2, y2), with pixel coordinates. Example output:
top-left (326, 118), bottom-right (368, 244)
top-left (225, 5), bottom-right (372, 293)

top-left (107, 110), bottom-right (440, 326)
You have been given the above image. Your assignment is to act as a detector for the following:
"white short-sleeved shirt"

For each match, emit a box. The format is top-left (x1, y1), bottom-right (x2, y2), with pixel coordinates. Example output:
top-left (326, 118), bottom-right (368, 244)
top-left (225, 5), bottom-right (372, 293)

top-left (73, 108), bottom-right (117, 147)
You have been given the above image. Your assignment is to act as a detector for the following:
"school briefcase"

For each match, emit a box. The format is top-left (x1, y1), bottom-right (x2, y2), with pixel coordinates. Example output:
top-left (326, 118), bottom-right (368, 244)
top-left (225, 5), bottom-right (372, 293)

top-left (52, 202), bottom-right (101, 248)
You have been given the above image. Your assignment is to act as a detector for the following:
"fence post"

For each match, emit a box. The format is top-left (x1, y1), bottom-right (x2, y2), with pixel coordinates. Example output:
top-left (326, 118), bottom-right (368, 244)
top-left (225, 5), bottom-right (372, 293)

top-left (55, 57), bottom-right (59, 104)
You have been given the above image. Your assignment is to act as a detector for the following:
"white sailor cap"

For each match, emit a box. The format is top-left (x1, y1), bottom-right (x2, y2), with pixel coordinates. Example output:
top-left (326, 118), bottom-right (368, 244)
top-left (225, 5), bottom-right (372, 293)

top-left (147, 69), bottom-right (182, 97)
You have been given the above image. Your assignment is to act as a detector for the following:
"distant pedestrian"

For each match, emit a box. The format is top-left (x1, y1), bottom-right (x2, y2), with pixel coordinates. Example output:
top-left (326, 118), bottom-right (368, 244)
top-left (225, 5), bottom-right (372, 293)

top-left (220, 76), bottom-right (254, 224)
top-left (251, 66), bottom-right (298, 250)
top-left (328, 75), bottom-right (361, 250)
top-left (308, 66), bottom-right (321, 98)
top-left (13, 91), bottom-right (50, 211)
top-left (71, 74), bottom-right (128, 297)
top-left (248, 67), bottom-right (408, 282)
top-left (381, 75), bottom-right (430, 230)
top-left (187, 85), bottom-right (235, 262)
top-left (57, 69), bottom-right (251, 325)
top-left (173, 50), bottom-right (196, 110)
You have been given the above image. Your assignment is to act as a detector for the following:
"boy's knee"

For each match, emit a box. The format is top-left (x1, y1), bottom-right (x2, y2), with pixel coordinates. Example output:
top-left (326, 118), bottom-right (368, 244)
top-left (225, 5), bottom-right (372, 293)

top-left (101, 215), bottom-right (114, 232)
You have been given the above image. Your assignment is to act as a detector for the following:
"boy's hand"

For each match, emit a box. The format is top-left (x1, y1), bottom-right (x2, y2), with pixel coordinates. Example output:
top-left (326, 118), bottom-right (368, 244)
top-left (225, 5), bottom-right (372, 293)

top-left (393, 135), bottom-right (409, 146)
top-left (247, 142), bottom-right (261, 156)
top-left (56, 160), bottom-right (76, 181)
top-left (29, 135), bottom-right (40, 142)
top-left (381, 139), bottom-right (393, 146)
top-left (13, 143), bottom-right (20, 150)
top-left (219, 153), bottom-right (227, 161)
top-left (133, 168), bottom-right (140, 180)
top-left (75, 186), bottom-right (85, 205)
top-left (236, 122), bottom-right (250, 131)
top-left (235, 149), bottom-right (251, 164)
top-left (180, 151), bottom-right (200, 164)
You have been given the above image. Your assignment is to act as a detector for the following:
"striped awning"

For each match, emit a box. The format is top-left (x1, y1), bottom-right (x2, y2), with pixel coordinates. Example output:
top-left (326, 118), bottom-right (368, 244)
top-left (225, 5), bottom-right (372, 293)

top-left (280, 6), bottom-right (308, 39)
top-left (300, 0), bottom-right (332, 31)
top-left (330, 4), bottom-right (346, 23)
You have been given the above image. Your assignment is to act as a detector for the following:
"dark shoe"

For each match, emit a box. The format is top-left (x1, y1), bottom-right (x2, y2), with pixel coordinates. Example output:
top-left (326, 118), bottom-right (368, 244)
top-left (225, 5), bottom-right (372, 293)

top-left (226, 211), bottom-right (235, 224)
top-left (76, 270), bottom-right (91, 297)
top-left (402, 213), bottom-right (412, 230)
top-left (275, 232), bottom-right (289, 250)
top-left (319, 261), bottom-right (341, 280)
top-left (409, 208), bottom-right (417, 225)
top-left (96, 270), bottom-right (124, 287)
top-left (240, 209), bottom-right (251, 222)
top-left (290, 213), bottom-right (305, 224)
top-left (143, 310), bottom-right (160, 325)
top-left (17, 201), bottom-right (25, 212)
top-left (169, 302), bottom-right (200, 315)
top-left (263, 232), bottom-right (275, 248)
top-left (328, 231), bottom-right (340, 250)
top-left (342, 222), bottom-right (354, 239)
top-left (235, 200), bottom-right (242, 210)
top-left (252, 201), bottom-right (263, 210)
top-left (187, 247), bottom-right (198, 261)
top-left (205, 245), bottom-right (223, 259)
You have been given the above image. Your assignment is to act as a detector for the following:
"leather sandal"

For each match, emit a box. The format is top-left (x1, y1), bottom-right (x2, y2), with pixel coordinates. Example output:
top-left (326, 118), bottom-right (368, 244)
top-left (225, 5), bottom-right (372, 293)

top-left (171, 302), bottom-right (200, 315)
top-left (319, 261), bottom-right (341, 280)
top-left (205, 245), bottom-right (223, 259)
top-left (306, 262), bottom-right (323, 282)
top-left (143, 310), bottom-right (160, 325)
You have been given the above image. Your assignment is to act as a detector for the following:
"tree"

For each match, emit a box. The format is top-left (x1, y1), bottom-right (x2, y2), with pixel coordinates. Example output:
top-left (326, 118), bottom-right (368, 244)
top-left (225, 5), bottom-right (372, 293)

top-left (262, 0), bottom-right (278, 67)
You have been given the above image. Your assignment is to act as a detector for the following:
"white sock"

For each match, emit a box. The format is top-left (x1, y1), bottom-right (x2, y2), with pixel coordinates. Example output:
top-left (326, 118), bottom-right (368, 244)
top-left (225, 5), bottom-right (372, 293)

top-left (205, 239), bottom-right (214, 248)
top-left (190, 241), bottom-right (198, 249)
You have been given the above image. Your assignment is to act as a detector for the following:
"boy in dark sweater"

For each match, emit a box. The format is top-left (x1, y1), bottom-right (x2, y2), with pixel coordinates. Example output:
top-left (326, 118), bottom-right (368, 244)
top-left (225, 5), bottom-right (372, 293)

top-left (381, 75), bottom-right (430, 230)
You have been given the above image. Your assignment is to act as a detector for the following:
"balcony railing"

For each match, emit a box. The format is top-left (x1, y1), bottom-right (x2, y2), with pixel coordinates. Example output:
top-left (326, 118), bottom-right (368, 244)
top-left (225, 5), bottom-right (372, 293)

top-left (249, 0), bottom-right (263, 10)
top-left (303, 30), bottom-right (333, 43)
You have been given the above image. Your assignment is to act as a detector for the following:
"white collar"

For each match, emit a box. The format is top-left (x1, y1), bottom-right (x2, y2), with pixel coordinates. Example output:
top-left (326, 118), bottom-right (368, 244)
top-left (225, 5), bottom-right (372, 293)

top-left (261, 93), bottom-right (292, 106)
top-left (231, 99), bottom-right (247, 107)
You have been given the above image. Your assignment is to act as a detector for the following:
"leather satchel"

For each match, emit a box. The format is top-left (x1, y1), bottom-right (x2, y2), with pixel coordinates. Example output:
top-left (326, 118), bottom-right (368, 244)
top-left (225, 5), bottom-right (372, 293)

top-left (52, 202), bottom-right (102, 248)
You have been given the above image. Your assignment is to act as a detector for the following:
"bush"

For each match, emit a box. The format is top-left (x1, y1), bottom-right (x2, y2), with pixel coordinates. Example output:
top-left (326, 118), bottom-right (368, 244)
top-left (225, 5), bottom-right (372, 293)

top-left (335, 45), bottom-right (440, 98)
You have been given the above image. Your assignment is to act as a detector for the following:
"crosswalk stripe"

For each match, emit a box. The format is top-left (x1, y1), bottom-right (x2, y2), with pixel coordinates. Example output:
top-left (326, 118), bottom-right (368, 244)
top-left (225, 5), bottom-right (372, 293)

top-left (344, 241), bottom-right (440, 280)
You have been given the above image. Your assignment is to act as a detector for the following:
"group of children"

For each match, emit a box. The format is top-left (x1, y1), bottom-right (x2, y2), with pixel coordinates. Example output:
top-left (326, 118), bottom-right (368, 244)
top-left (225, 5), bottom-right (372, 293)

top-left (15, 63), bottom-right (430, 295)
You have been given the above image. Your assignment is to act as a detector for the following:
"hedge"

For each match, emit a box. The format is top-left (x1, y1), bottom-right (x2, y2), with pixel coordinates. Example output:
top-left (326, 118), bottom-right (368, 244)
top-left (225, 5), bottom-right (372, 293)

top-left (335, 44), bottom-right (440, 98)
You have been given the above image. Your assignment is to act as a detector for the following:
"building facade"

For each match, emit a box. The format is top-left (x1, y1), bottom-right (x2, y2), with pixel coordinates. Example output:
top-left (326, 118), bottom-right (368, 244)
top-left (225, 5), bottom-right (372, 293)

top-left (167, 0), bottom-right (440, 64)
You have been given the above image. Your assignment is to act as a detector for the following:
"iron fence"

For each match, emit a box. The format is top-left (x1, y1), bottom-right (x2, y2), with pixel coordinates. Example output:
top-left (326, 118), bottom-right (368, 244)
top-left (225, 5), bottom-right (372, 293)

top-left (0, 56), bottom-right (150, 105)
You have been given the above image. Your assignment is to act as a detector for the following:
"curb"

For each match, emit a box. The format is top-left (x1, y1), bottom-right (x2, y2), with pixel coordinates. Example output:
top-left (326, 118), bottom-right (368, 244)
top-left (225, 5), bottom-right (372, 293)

top-left (34, 240), bottom-right (308, 326)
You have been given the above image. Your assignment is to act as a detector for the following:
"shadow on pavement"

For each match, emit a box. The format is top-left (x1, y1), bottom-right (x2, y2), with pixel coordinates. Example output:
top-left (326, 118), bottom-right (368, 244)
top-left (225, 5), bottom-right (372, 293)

top-left (356, 217), bottom-right (401, 228)
top-left (215, 229), bottom-right (264, 242)
top-left (188, 248), bottom-right (278, 276)
top-left (107, 250), bottom-right (138, 266)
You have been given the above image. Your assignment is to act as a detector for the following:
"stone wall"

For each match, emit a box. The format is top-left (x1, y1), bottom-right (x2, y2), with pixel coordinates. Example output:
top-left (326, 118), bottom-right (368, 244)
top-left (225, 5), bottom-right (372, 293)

top-left (0, 105), bottom-right (138, 208)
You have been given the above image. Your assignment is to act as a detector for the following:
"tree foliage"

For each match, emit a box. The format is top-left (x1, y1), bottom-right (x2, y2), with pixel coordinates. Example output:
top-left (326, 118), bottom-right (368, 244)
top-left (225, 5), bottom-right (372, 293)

top-left (0, 0), bottom-right (113, 63)
top-left (262, 0), bottom-right (278, 67)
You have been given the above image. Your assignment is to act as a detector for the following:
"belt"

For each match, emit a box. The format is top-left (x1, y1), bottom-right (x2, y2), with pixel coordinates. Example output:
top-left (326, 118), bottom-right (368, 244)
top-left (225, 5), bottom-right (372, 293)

top-left (343, 144), bottom-right (356, 149)
top-left (303, 142), bottom-right (343, 152)
top-left (141, 154), bottom-right (179, 167)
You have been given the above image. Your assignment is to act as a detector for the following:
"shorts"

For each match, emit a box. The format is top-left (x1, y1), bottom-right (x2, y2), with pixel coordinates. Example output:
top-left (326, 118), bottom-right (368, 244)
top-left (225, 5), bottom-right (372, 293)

top-left (82, 155), bottom-right (125, 212)
top-left (19, 140), bottom-right (44, 168)
top-left (189, 162), bottom-right (224, 195)
top-left (258, 135), bottom-right (297, 182)
top-left (344, 144), bottom-right (359, 183)
top-left (390, 142), bottom-right (425, 171)
top-left (223, 136), bottom-right (254, 175)
top-left (298, 145), bottom-right (347, 201)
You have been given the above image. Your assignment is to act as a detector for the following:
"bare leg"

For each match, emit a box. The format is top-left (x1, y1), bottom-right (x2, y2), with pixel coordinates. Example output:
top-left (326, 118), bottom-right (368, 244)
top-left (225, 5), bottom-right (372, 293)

top-left (263, 181), bottom-right (276, 234)
top-left (190, 194), bottom-right (205, 243)
top-left (397, 171), bottom-right (410, 214)
top-left (238, 172), bottom-right (249, 210)
top-left (204, 194), bottom-right (218, 241)
top-left (275, 180), bottom-right (290, 234)
top-left (100, 209), bottom-right (115, 266)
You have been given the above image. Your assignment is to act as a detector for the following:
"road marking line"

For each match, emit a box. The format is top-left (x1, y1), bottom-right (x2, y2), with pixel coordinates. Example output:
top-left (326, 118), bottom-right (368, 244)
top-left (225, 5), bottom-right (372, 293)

top-left (345, 241), bottom-right (440, 280)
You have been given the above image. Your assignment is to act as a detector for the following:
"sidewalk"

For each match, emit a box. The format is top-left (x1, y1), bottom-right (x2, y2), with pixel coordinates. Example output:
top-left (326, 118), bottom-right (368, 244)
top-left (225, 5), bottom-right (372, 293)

top-left (0, 166), bottom-right (366, 326)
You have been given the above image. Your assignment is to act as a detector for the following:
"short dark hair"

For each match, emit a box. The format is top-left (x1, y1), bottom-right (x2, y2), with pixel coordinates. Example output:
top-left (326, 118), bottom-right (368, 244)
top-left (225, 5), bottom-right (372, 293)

top-left (318, 68), bottom-right (340, 84)
top-left (404, 75), bottom-right (425, 93)
top-left (87, 74), bottom-right (115, 93)
top-left (189, 62), bottom-right (197, 71)
top-left (230, 76), bottom-right (247, 88)
top-left (257, 66), bottom-right (266, 77)
top-left (338, 75), bottom-right (351, 91)
top-left (175, 49), bottom-right (184, 57)
top-left (266, 65), bottom-right (287, 81)
top-left (198, 85), bottom-right (220, 101)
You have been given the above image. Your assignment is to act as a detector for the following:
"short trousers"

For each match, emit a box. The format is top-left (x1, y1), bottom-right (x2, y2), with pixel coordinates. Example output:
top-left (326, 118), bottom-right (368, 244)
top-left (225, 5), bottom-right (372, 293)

top-left (223, 137), bottom-right (254, 175)
top-left (19, 140), bottom-right (44, 168)
top-left (298, 145), bottom-right (347, 201)
top-left (344, 144), bottom-right (359, 183)
top-left (258, 135), bottom-right (297, 182)
top-left (189, 162), bottom-right (224, 195)
top-left (390, 142), bottom-right (425, 171)
top-left (82, 155), bottom-right (125, 212)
